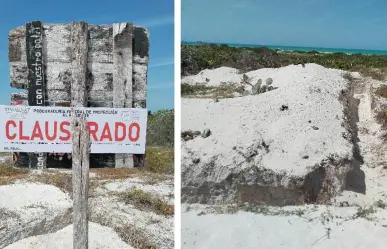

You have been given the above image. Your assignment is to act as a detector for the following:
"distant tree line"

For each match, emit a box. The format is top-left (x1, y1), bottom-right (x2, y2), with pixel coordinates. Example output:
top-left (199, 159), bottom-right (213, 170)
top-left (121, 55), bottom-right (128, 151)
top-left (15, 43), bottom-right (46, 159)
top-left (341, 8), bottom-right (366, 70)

top-left (181, 43), bottom-right (387, 80)
top-left (147, 109), bottom-right (174, 147)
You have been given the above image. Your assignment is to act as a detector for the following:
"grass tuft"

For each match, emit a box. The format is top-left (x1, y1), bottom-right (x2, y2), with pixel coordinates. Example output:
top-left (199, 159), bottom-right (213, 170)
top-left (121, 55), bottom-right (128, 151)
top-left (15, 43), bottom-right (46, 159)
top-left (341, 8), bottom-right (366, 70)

top-left (374, 199), bottom-right (386, 209)
top-left (181, 83), bottom-right (245, 99)
top-left (375, 85), bottom-right (387, 98)
top-left (353, 206), bottom-right (376, 220)
top-left (34, 172), bottom-right (72, 194)
top-left (0, 159), bottom-right (29, 185)
top-left (145, 147), bottom-right (174, 174)
top-left (118, 187), bottom-right (173, 216)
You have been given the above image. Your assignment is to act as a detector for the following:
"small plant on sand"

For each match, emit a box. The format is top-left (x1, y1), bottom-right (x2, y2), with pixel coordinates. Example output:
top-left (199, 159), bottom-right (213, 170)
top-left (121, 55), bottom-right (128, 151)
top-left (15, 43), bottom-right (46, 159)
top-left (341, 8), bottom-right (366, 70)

top-left (0, 160), bottom-right (28, 185)
top-left (119, 187), bottom-right (173, 216)
top-left (374, 199), bottom-right (386, 209)
top-left (251, 79), bottom-right (262, 95)
top-left (375, 109), bottom-right (387, 128)
top-left (241, 74), bottom-right (254, 87)
top-left (260, 84), bottom-right (267, 93)
top-left (181, 83), bottom-right (213, 96)
top-left (342, 72), bottom-right (355, 82)
top-left (34, 172), bottom-right (72, 195)
top-left (353, 206), bottom-right (376, 220)
top-left (266, 78), bottom-right (273, 85)
top-left (375, 85), bottom-right (387, 98)
top-left (90, 211), bottom-right (158, 249)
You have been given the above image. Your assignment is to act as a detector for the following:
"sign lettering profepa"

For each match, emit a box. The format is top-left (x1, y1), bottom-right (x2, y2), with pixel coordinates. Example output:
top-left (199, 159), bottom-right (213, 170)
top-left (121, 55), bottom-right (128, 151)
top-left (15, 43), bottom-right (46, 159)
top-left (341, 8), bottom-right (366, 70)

top-left (0, 106), bottom-right (147, 154)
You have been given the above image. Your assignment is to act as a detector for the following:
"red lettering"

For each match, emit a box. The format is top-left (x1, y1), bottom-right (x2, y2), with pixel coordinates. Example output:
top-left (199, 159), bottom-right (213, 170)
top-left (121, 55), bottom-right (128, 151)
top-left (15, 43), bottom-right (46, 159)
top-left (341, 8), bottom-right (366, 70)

top-left (31, 121), bottom-right (44, 140)
top-left (5, 120), bottom-right (17, 140)
top-left (114, 122), bottom-right (126, 142)
top-left (100, 123), bottom-right (112, 141)
top-left (59, 121), bottom-right (71, 141)
top-left (128, 122), bottom-right (140, 142)
top-left (87, 122), bottom-right (99, 141)
top-left (19, 121), bottom-right (30, 140)
top-left (45, 121), bottom-right (57, 141)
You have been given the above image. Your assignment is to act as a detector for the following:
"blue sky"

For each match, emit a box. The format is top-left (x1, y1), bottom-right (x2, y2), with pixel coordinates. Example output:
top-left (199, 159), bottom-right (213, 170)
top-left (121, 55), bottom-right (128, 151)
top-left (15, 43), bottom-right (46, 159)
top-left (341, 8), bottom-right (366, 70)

top-left (182, 0), bottom-right (387, 50)
top-left (0, 0), bottom-right (174, 111)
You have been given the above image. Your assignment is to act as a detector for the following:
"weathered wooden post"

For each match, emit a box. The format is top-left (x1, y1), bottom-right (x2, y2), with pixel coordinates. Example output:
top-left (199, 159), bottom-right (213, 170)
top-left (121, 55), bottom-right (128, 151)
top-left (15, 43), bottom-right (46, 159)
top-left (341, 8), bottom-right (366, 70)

top-left (71, 21), bottom-right (89, 249)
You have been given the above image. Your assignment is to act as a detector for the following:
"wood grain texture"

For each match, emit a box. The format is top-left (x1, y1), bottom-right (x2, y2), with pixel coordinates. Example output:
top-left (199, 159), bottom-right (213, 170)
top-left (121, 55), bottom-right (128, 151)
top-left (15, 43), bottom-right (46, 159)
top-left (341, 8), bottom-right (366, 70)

top-left (70, 21), bottom-right (89, 249)
top-left (71, 118), bottom-right (90, 249)
top-left (113, 22), bottom-right (134, 168)
top-left (71, 21), bottom-right (88, 107)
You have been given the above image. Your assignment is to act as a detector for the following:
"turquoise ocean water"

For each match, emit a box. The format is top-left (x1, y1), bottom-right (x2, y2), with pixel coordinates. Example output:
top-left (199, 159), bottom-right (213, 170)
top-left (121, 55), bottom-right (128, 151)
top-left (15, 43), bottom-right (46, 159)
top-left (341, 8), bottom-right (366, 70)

top-left (182, 41), bottom-right (387, 55)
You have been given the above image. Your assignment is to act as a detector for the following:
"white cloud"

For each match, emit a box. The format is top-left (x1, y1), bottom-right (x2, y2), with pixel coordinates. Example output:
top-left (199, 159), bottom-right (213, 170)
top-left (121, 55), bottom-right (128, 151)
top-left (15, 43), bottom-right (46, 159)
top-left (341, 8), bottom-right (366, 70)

top-left (136, 14), bottom-right (174, 28)
top-left (148, 82), bottom-right (174, 89)
top-left (149, 57), bottom-right (174, 68)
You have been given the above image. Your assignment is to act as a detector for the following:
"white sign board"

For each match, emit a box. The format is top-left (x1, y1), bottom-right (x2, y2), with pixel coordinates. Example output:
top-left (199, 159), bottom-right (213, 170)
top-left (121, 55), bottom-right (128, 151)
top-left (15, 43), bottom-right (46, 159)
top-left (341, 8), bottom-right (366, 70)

top-left (0, 105), bottom-right (147, 154)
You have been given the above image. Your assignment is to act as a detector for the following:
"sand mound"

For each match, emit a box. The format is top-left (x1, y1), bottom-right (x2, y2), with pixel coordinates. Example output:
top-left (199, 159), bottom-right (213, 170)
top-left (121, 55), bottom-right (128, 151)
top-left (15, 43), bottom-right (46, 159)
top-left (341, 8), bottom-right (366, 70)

top-left (181, 67), bottom-right (241, 86)
top-left (4, 222), bottom-right (134, 249)
top-left (181, 63), bottom-right (365, 205)
top-left (0, 183), bottom-right (72, 248)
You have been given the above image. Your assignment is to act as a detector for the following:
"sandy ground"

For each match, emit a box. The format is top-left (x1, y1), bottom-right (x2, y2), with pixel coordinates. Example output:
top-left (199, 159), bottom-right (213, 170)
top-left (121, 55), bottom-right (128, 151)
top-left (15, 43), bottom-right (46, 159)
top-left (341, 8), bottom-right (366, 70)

top-left (182, 204), bottom-right (387, 249)
top-left (182, 67), bottom-right (241, 86)
top-left (4, 222), bottom-right (135, 249)
top-left (0, 156), bottom-right (174, 249)
top-left (181, 63), bottom-right (358, 204)
top-left (181, 63), bottom-right (387, 247)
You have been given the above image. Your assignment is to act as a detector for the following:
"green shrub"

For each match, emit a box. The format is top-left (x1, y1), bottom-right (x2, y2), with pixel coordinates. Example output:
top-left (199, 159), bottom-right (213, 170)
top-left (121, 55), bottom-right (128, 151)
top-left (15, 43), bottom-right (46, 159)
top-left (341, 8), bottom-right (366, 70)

top-left (146, 109), bottom-right (174, 147)
top-left (181, 43), bottom-right (387, 80)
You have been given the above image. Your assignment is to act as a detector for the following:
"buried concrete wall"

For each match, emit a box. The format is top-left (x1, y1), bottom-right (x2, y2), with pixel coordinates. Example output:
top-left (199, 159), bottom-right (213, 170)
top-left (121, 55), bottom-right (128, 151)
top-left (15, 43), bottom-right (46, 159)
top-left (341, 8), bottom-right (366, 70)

top-left (8, 21), bottom-right (149, 169)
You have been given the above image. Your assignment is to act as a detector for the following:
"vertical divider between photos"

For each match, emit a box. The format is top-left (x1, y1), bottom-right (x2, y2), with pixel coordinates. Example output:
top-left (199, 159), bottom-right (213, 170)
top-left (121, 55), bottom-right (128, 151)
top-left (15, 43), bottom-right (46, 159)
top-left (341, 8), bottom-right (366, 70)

top-left (70, 21), bottom-right (90, 249)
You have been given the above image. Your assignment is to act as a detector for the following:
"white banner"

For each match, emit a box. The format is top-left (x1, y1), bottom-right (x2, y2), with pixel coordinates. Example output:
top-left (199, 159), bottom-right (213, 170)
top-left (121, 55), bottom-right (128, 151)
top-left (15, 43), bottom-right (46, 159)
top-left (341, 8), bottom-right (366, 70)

top-left (0, 105), bottom-right (148, 154)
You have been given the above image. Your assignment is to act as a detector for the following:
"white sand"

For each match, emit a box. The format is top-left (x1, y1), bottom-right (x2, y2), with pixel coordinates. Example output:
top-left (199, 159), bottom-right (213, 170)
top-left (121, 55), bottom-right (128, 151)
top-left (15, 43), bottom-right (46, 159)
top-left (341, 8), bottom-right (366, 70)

top-left (0, 183), bottom-right (71, 210)
top-left (0, 183), bottom-right (72, 248)
top-left (182, 64), bottom-right (353, 177)
top-left (182, 67), bottom-right (241, 86)
top-left (182, 205), bottom-right (387, 249)
top-left (103, 177), bottom-right (174, 205)
top-left (181, 64), bottom-right (387, 248)
top-left (4, 222), bottom-right (134, 249)
top-left (0, 175), bottom-right (174, 249)
top-left (181, 64), bottom-right (354, 203)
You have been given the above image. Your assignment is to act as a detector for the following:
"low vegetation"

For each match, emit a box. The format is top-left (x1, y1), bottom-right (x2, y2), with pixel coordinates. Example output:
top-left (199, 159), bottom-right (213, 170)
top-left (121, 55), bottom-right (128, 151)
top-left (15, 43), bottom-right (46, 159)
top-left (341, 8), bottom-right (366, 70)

top-left (0, 159), bottom-right (28, 185)
top-left (375, 85), bottom-right (387, 98)
top-left (147, 109), bottom-right (174, 147)
top-left (33, 171), bottom-right (73, 195)
top-left (118, 187), bottom-right (173, 216)
top-left (115, 224), bottom-right (158, 249)
top-left (145, 147), bottom-right (174, 174)
top-left (353, 206), bottom-right (377, 221)
top-left (181, 43), bottom-right (387, 80)
top-left (90, 211), bottom-right (159, 249)
top-left (181, 83), bottom-right (244, 98)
